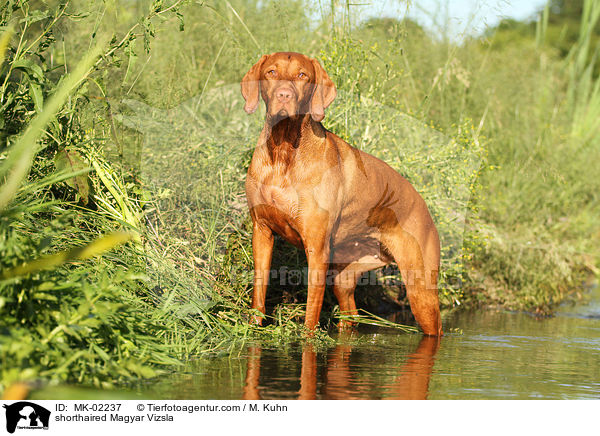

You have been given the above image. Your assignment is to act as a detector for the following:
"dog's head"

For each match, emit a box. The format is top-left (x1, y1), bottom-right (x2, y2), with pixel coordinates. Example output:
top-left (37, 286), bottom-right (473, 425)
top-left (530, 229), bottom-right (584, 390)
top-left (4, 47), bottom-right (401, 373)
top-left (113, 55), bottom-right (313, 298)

top-left (241, 52), bottom-right (336, 123)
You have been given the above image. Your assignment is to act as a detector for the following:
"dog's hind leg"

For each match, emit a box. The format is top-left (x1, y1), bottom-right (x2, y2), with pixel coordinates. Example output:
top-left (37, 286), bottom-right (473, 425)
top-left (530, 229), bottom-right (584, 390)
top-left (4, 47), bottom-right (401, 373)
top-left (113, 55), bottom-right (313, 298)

top-left (381, 227), bottom-right (442, 336)
top-left (330, 258), bottom-right (386, 329)
top-left (329, 263), bottom-right (358, 326)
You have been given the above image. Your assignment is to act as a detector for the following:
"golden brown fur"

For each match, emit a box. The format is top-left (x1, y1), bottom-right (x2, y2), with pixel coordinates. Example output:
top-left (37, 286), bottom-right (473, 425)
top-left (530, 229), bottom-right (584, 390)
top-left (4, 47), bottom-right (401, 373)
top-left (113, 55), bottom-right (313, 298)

top-left (241, 52), bottom-right (442, 335)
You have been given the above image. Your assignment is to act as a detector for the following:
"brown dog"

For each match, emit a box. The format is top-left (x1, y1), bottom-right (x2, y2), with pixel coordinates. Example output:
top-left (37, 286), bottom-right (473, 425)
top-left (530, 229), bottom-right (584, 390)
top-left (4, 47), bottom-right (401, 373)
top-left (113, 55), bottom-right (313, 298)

top-left (241, 52), bottom-right (442, 336)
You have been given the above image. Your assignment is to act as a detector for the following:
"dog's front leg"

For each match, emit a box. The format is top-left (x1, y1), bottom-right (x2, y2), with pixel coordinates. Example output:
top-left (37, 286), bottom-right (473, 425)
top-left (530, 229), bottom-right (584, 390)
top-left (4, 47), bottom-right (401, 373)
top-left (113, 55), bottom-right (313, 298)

top-left (251, 223), bottom-right (274, 325)
top-left (303, 236), bottom-right (331, 330)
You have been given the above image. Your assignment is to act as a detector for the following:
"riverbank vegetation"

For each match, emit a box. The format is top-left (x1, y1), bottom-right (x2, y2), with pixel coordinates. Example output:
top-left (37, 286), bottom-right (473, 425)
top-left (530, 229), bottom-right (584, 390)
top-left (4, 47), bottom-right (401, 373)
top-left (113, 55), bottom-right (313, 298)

top-left (1, 0), bottom-right (598, 392)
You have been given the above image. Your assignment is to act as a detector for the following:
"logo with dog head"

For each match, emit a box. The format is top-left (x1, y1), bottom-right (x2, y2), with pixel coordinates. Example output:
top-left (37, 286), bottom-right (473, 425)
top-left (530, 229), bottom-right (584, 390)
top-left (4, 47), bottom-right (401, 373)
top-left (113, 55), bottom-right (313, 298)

top-left (2, 402), bottom-right (50, 433)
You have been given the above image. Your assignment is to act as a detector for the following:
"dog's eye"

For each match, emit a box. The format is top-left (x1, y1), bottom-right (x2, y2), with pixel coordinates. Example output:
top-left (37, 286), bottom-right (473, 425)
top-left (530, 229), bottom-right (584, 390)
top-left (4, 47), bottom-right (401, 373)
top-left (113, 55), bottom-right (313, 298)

top-left (297, 72), bottom-right (307, 79)
top-left (266, 69), bottom-right (277, 77)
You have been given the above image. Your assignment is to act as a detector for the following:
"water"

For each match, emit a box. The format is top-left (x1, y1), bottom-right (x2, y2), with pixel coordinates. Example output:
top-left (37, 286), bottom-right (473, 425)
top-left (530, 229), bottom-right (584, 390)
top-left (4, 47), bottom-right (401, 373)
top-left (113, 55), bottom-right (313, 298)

top-left (147, 292), bottom-right (600, 400)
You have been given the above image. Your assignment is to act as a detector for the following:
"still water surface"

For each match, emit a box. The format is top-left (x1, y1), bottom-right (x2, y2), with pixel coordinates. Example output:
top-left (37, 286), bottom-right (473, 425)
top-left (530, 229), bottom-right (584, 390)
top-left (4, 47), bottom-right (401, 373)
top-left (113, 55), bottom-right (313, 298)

top-left (148, 294), bottom-right (600, 400)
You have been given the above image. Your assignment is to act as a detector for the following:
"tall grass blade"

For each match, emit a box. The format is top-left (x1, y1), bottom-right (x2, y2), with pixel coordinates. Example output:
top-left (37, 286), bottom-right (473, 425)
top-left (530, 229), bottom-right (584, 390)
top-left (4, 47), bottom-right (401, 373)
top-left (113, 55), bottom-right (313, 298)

top-left (535, 2), bottom-right (549, 49)
top-left (336, 308), bottom-right (420, 333)
top-left (566, 0), bottom-right (600, 141)
top-left (224, 0), bottom-right (261, 50)
top-left (0, 27), bottom-right (13, 68)
top-left (0, 232), bottom-right (133, 280)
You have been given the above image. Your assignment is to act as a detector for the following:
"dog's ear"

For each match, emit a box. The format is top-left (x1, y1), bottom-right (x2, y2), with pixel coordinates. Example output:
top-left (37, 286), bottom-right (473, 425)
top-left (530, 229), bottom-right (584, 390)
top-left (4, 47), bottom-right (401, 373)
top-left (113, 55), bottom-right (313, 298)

top-left (241, 54), bottom-right (269, 114)
top-left (310, 58), bottom-right (337, 122)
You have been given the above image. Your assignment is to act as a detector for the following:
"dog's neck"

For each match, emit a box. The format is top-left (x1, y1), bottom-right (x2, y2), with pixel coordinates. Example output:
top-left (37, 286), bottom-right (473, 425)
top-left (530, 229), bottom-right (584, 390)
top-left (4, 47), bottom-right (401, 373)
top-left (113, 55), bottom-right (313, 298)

top-left (262, 114), bottom-right (322, 165)
top-left (266, 114), bottom-right (306, 149)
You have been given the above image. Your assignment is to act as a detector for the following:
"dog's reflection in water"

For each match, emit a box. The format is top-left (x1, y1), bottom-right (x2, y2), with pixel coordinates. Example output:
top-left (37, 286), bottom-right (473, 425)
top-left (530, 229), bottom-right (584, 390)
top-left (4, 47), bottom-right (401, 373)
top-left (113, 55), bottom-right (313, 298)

top-left (243, 335), bottom-right (440, 400)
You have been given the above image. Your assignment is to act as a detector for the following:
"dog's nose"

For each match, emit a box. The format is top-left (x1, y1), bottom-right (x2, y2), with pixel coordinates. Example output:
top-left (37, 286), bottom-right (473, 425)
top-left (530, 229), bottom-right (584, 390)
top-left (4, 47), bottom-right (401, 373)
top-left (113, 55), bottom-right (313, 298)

top-left (276, 87), bottom-right (294, 103)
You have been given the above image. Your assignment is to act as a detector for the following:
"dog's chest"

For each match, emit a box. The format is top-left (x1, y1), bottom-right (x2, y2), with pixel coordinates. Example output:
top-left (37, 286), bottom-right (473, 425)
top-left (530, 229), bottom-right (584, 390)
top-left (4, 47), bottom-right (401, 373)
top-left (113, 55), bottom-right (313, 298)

top-left (248, 160), bottom-right (301, 219)
top-left (247, 168), bottom-right (305, 247)
top-left (257, 174), bottom-right (300, 218)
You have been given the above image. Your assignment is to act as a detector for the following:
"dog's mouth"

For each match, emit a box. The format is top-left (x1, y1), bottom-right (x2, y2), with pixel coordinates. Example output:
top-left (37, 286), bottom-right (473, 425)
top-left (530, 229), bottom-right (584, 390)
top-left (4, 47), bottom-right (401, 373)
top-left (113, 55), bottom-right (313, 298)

top-left (270, 110), bottom-right (289, 124)
top-left (268, 104), bottom-right (297, 123)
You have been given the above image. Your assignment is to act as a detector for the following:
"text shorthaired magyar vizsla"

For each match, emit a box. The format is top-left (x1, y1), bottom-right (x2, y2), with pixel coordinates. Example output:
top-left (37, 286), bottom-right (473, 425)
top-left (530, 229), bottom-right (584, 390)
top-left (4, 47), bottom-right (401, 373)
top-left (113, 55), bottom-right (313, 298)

top-left (241, 52), bottom-right (442, 336)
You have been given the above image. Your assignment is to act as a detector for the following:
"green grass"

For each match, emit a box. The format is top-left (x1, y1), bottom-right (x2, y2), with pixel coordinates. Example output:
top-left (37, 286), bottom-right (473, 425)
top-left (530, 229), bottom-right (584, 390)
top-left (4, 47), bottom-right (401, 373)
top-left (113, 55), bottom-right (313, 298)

top-left (1, 0), bottom-right (599, 393)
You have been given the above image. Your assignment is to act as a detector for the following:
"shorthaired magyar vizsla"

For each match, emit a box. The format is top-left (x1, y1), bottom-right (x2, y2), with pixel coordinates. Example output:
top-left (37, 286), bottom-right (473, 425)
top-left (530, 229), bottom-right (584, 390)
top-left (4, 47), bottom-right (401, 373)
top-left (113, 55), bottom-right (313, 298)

top-left (241, 52), bottom-right (442, 335)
